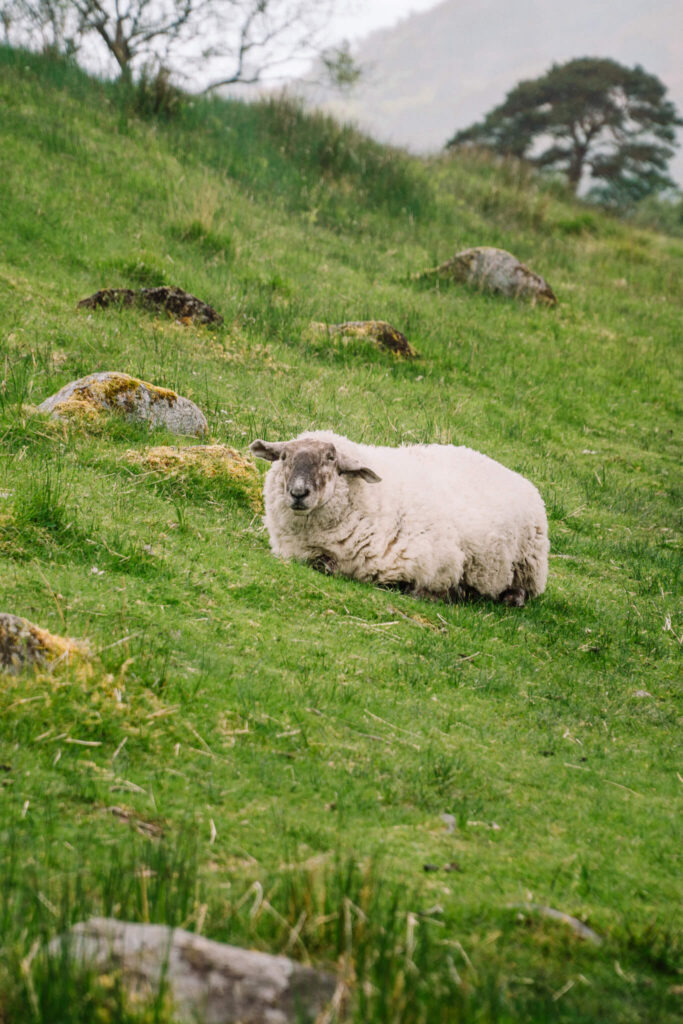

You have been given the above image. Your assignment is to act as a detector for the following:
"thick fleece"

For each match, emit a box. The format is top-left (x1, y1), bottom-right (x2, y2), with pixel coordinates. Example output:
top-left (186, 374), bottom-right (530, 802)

top-left (261, 431), bottom-right (549, 601)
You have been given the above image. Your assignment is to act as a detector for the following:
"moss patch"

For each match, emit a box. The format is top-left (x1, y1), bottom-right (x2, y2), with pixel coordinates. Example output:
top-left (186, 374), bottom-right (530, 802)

top-left (125, 444), bottom-right (262, 512)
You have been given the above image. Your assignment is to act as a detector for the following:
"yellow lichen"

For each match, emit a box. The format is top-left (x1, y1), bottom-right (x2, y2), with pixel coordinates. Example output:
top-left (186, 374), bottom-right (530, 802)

top-left (45, 374), bottom-right (181, 426)
top-left (50, 395), bottom-right (102, 421)
top-left (0, 613), bottom-right (90, 675)
top-left (88, 374), bottom-right (178, 407)
top-left (32, 624), bottom-right (90, 663)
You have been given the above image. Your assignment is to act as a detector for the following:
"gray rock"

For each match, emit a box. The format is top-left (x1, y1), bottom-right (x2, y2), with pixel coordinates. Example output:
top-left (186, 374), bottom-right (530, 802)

top-left (49, 917), bottom-right (337, 1024)
top-left (0, 613), bottom-right (86, 674)
top-left (429, 246), bottom-right (557, 304)
top-left (511, 904), bottom-right (602, 945)
top-left (37, 372), bottom-right (208, 437)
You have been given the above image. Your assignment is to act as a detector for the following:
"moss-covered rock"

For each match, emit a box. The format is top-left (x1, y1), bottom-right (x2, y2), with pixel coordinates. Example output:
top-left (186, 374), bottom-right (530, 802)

top-left (37, 372), bottom-right (209, 436)
top-left (309, 320), bottom-right (418, 358)
top-left (78, 286), bottom-right (223, 325)
top-left (0, 613), bottom-right (88, 674)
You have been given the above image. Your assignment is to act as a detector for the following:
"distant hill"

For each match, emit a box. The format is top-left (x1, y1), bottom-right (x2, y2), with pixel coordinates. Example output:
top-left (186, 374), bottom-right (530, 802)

top-left (299, 0), bottom-right (683, 183)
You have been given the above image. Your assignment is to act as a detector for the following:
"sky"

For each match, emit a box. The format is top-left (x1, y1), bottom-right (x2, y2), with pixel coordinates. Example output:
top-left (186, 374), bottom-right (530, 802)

top-left (322, 0), bottom-right (441, 45)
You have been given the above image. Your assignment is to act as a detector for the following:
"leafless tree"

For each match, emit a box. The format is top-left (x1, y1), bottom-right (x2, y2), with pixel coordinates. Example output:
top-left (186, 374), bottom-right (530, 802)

top-left (1, 0), bottom-right (81, 54)
top-left (70, 0), bottom-right (195, 76)
top-left (197, 0), bottom-right (337, 93)
top-left (2, 0), bottom-right (346, 90)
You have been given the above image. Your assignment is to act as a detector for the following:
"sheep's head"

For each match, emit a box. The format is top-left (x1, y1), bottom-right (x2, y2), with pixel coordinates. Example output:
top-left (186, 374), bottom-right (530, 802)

top-left (250, 437), bottom-right (380, 514)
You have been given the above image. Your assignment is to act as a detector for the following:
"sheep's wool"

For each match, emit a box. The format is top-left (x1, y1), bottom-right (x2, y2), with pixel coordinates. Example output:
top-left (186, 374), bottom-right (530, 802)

top-left (262, 431), bottom-right (549, 601)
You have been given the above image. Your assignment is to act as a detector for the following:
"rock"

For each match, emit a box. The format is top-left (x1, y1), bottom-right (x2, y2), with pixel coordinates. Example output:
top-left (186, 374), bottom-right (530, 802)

top-left (37, 372), bottom-right (208, 437)
top-left (310, 320), bottom-right (419, 358)
top-left (50, 918), bottom-right (337, 1024)
top-left (78, 286), bottom-right (223, 325)
top-left (0, 613), bottom-right (87, 674)
top-left (125, 445), bottom-right (262, 511)
top-left (425, 247), bottom-right (556, 305)
top-left (78, 287), bottom-right (138, 310)
top-left (511, 904), bottom-right (602, 945)
top-left (440, 813), bottom-right (456, 834)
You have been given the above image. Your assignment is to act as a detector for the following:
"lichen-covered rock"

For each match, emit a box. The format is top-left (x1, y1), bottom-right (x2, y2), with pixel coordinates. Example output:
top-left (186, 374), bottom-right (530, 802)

top-left (37, 372), bottom-right (208, 436)
top-left (78, 286), bottom-right (223, 325)
top-left (50, 918), bottom-right (337, 1024)
top-left (0, 613), bottom-right (87, 674)
top-left (310, 320), bottom-right (419, 358)
top-left (78, 287), bottom-right (138, 310)
top-left (427, 247), bottom-right (557, 305)
top-left (125, 445), bottom-right (262, 511)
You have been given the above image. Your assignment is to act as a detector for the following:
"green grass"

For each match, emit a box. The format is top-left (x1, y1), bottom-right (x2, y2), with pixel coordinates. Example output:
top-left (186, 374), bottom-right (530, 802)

top-left (0, 45), bottom-right (681, 1023)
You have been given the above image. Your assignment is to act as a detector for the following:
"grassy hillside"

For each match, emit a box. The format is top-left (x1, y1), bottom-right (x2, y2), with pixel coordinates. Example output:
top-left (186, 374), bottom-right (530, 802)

top-left (0, 47), bottom-right (681, 1023)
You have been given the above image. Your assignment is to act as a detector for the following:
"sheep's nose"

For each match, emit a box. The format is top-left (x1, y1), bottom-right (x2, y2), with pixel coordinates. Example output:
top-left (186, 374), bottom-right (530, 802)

top-left (289, 479), bottom-right (310, 499)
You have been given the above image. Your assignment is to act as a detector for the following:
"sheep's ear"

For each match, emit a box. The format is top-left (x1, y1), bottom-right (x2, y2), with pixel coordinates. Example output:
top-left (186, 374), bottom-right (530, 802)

top-left (337, 453), bottom-right (381, 483)
top-left (250, 439), bottom-right (286, 462)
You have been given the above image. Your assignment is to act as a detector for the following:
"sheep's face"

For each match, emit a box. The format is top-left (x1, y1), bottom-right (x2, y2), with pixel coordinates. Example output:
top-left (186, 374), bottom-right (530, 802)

top-left (250, 438), bottom-right (381, 515)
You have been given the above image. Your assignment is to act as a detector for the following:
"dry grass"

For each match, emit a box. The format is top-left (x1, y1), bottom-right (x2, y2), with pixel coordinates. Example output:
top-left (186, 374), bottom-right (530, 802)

top-left (125, 444), bottom-right (262, 511)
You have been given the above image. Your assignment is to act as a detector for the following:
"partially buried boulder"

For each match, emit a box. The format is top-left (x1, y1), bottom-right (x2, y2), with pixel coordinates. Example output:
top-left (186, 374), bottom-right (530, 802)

top-left (78, 286), bottom-right (223, 325)
top-left (0, 613), bottom-right (87, 674)
top-left (37, 372), bottom-right (208, 437)
top-left (425, 246), bottom-right (557, 305)
top-left (310, 320), bottom-right (419, 358)
top-left (49, 918), bottom-right (338, 1024)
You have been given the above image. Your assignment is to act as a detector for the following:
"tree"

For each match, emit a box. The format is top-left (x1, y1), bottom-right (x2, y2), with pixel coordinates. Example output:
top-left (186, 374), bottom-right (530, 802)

top-left (447, 58), bottom-right (682, 201)
top-left (1, 0), bottom-right (82, 55)
top-left (197, 0), bottom-right (339, 93)
top-left (319, 39), bottom-right (361, 93)
top-left (72, 0), bottom-right (194, 77)
top-left (1, 0), bottom-right (341, 89)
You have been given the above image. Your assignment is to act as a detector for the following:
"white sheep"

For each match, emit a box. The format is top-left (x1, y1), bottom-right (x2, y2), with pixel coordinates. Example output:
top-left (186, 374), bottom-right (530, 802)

top-left (250, 431), bottom-right (549, 605)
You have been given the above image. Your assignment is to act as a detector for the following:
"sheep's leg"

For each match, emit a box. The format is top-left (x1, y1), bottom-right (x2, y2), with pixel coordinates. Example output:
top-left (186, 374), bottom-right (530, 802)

top-left (309, 553), bottom-right (338, 576)
top-left (499, 586), bottom-right (528, 607)
top-left (499, 560), bottom-right (534, 606)
top-left (414, 589), bottom-right (443, 603)
top-left (448, 582), bottom-right (481, 603)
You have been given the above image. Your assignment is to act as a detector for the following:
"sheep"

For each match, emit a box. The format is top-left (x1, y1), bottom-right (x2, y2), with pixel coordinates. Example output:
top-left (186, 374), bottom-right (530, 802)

top-left (249, 431), bottom-right (549, 606)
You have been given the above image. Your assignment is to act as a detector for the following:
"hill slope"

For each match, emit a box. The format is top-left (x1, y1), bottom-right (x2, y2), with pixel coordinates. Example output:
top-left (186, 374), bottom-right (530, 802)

top-left (0, 47), bottom-right (681, 1023)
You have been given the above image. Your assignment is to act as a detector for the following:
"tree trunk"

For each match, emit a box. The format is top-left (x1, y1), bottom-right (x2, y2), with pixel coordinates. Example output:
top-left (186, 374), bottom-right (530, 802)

top-left (567, 147), bottom-right (586, 194)
top-left (112, 19), bottom-right (132, 77)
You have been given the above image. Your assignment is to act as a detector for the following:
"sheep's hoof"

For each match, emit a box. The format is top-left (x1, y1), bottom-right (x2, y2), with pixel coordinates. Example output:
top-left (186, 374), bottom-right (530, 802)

top-left (500, 587), bottom-right (527, 607)
top-left (410, 586), bottom-right (443, 603)
top-left (309, 555), bottom-right (338, 576)
top-left (448, 583), bottom-right (481, 603)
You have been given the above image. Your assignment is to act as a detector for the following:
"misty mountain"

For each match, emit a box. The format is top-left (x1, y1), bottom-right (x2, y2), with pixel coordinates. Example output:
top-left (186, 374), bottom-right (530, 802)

top-left (299, 0), bottom-right (683, 183)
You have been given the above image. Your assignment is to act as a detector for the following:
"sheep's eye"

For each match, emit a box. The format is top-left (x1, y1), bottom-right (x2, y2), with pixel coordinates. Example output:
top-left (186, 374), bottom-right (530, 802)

top-left (326, 452), bottom-right (335, 462)
top-left (280, 452), bottom-right (287, 461)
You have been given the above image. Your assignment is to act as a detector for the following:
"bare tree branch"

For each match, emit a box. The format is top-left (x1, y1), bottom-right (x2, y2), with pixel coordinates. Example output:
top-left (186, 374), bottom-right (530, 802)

top-left (3, 0), bottom-right (340, 86)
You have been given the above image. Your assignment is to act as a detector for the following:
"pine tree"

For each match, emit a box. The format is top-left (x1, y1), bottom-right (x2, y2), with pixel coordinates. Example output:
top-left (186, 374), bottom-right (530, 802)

top-left (447, 58), bottom-right (681, 203)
